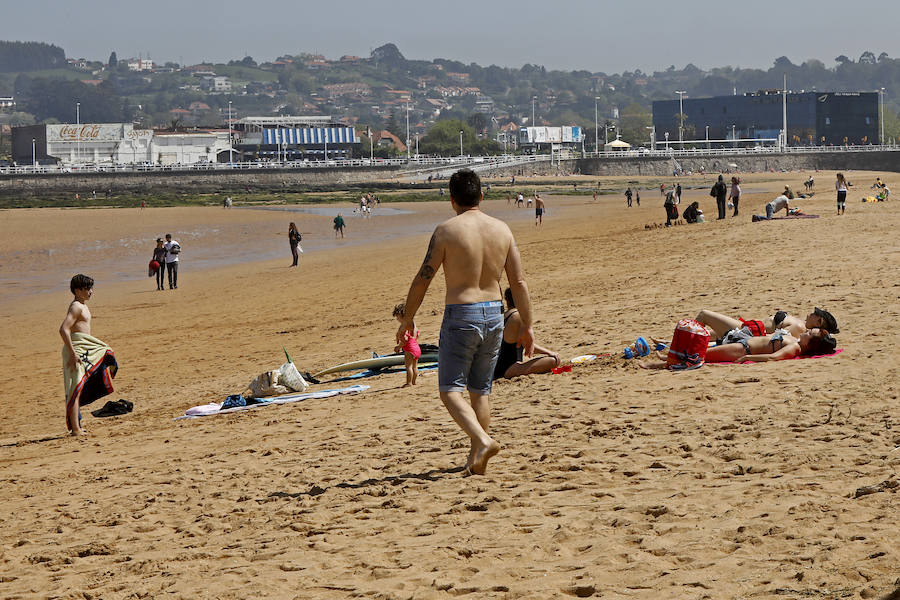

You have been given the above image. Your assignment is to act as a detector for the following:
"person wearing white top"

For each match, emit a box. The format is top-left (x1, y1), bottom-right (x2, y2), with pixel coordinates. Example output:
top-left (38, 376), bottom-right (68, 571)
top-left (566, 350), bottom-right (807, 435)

top-left (163, 233), bottom-right (181, 289)
top-left (835, 172), bottom-right (848, 215)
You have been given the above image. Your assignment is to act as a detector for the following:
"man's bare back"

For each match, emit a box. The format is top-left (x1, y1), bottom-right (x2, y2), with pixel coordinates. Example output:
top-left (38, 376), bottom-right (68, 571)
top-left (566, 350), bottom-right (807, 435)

top-left (431, 210), bottom-right (514, 305)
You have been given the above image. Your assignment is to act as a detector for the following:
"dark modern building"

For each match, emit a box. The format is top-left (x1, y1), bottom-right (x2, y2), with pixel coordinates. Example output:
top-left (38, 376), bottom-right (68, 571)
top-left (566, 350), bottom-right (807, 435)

top-left (652, 91), bottom-right (879, 147)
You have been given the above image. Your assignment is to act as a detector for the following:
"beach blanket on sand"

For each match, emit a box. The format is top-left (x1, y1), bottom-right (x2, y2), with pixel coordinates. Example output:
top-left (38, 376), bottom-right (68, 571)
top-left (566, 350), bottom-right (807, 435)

top-left (757, 214), bottom-right (820, 221)
top-left (63, 332), bottom-right (118, 428)
top-left (176, 384), bottom-right (370, 420)
top-left (707, 348), bottom-right (843, 364)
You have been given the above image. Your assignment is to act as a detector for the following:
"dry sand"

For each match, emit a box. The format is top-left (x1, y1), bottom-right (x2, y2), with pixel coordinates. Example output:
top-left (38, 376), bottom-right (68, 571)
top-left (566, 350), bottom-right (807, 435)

top-left (1, 170), bottom-right (899, 599)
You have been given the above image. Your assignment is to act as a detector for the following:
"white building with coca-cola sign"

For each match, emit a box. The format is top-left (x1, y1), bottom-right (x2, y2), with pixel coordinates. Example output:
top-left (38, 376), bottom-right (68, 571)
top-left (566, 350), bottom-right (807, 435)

top-left (11, 123), bottom-right (231, 166)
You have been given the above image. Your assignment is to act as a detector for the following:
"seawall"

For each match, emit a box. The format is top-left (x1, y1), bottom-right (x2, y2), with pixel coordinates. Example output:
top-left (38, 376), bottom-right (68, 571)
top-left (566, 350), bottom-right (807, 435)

top-left (2, 151), bottom-right (898, 198)
top-left (0, 165), bottom-right (405, 198)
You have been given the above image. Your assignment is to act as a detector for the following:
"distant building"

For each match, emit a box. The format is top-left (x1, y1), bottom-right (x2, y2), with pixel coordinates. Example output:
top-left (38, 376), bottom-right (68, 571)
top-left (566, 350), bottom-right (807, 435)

top-left (127, 58), bottom-right (155, 72)
top-left (232, 116), bottom-right (360, 160)
top-left (474, 95), bottom-right (494, 115)
top-left (204, 76), bottom-right (232, 92)
top-left (372, 130), bottom-right (407, 152)
top-left (0, 96), bottom-right (15, 110)
top-left (323, 82), bottom-right (371, 98)
top-left (652, 90), bottom-right (879, 146)
top-left (519, 126), bottom-right (583, 154)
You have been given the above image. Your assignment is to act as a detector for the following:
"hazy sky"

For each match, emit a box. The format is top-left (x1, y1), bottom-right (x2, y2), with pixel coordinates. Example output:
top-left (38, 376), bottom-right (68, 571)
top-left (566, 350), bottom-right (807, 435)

top-left (3, 0), bottom-right (899, 74)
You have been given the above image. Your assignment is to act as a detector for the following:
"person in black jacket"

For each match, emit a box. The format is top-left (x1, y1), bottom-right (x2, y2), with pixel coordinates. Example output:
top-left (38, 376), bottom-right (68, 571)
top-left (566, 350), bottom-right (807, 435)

top-left (288, 222), bottom-right (302, 267)
top-left (710, 174), bottom-right (728, 220)
top-left (682, 201), bottom-right (701, 223)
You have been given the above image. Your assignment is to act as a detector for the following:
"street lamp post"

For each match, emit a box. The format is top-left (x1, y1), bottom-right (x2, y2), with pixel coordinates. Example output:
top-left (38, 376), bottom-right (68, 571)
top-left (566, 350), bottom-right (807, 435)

top-left (594, 97), bottom-right (599, 154)
top-left (675, 91), bottom-right (686, 149)
top-left (664, 131), bottom-right (669, 151)
top-left (323, 128), bottom-right (327, 161)
top-left (76, 101), bottom-right (81, 165)
top-left (532, 96), bottom-right (536, 128)
top-left (228, 100), bottom-right (233, 163)
top-left (732, 124), bottom-right (737, 148)
top-left (705, 125), bottom-right (710, 150)
top-left (31, 138), bottom-right (36, 168)
top-left (880, 87), bottom-right (886, 146)
top-left (415, 134), bottom-right (419, 159)
top-left (459, 130), bottom-right (464, 157)
top-left (405, 101), bottom-right (411, 162)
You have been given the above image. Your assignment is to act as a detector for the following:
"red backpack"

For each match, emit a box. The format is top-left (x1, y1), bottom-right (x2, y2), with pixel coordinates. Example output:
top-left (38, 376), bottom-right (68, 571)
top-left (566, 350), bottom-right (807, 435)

top-left (667, 318), bottom-right (710, 370)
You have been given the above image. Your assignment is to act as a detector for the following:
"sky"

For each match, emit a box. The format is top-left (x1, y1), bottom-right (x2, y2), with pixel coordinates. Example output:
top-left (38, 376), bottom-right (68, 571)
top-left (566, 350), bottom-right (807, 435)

top-left (3, 0), bottom-right (900, 74)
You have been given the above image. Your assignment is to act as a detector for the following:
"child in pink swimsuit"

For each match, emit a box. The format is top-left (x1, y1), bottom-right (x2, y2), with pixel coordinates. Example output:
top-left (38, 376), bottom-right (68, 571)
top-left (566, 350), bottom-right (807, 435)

top-left (393, 303), bottom-right (421, 386)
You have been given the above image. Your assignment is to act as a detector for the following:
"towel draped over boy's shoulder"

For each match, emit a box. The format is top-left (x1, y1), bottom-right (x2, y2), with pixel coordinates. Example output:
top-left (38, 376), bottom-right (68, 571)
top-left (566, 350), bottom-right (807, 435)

top-left (63, 332), bottom-right (118, 416)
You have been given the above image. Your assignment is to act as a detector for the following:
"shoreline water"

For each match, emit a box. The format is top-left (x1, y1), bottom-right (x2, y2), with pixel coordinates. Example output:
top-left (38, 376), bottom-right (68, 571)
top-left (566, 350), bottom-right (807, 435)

top-left (0, 198), bottom-right (545, 307)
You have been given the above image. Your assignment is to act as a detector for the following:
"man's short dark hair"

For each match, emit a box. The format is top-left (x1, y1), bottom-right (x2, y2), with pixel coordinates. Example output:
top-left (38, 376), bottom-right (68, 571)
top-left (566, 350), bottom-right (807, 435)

top-left (70, 274), bottom-right (94, 294)
top-left (449, 169), bottom-right (482, 207)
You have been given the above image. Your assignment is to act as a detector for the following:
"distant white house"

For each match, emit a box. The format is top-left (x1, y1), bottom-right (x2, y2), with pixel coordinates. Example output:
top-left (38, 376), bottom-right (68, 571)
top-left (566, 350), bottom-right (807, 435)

top-left (0, 96), bottom-right (15, 110)
top-left (127, 58), bottom-right (155, 72)
top-left (204, 76), bottom-right (232, 93)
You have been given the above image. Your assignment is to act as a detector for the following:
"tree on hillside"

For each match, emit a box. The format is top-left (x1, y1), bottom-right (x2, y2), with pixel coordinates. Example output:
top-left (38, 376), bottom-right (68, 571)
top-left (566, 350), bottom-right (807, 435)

top-left (21, 78), bottom-right (125, 123)
top-left (419, 119), bottom-right (501, 156)
top-left (0, 41), bottom-right (65, 72)
top-left (108, 52), bottom-right (117, 68)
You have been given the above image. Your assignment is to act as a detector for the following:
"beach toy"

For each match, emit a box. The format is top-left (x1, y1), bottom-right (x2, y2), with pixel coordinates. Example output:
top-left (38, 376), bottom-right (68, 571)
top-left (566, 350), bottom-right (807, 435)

top-left (624, 337), bottom-right (650, 359)
top-left (635, 337), bottom-right (650, 357)
top-left (551, 365), bottom-right (573, 374)
top-left (655, 342), bottom-right (667, 351)
top-left (571, 354), bottom-right (598, 364)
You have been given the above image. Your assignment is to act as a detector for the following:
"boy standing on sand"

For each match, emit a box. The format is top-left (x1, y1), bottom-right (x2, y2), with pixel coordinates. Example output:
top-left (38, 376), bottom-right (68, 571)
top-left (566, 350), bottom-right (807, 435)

top-left (535, 194), bottom-right (545, 225)
top-left (397, 169), bottom-right (534, 476)
top-left (59, 274), bottom-right (118, 436)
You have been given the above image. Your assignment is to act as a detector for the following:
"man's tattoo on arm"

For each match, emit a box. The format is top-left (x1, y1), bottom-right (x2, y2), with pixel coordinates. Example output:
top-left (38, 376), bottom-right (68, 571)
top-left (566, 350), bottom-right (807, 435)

top-left (417, 234), bottom-right (437, 280)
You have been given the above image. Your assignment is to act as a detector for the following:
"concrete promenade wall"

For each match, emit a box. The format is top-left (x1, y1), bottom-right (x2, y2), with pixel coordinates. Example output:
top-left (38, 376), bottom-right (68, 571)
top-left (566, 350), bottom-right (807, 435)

top-left (2, 151), bottom-right (899, 197)
top-left (0, 165), bottom-right (404, 197)
top-left (571, 150), bottom-right (900, 177)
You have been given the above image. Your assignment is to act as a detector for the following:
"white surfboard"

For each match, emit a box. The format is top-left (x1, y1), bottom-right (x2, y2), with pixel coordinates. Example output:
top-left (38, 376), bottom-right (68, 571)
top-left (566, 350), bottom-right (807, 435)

top-left (313, 352), bottom-right (439, 378)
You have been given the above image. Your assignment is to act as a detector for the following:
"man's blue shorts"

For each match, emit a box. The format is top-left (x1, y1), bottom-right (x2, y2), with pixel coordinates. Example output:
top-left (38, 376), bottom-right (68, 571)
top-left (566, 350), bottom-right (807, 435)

top-left (438, 301), bottom-right (504, 394)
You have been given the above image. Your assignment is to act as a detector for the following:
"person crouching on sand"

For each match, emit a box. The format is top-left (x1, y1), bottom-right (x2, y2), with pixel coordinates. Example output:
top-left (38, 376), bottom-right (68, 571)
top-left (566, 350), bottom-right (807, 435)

top-left (393, 303), bottom-right (421, 387)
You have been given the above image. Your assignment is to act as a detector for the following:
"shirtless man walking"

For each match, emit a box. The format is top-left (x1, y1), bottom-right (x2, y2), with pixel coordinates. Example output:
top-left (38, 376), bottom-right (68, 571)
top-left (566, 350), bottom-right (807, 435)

top-left (397, 169), bottom-right (534, 476)
top-left (535, 194), bottom-right (545, 226)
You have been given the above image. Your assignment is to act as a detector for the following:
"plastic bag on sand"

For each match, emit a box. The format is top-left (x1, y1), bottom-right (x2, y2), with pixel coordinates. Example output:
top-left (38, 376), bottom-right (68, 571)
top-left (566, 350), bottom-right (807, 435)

top-left (245, 370), bottom-right (290, 399)
top-left (278, 361), bottom-right (309, 393)
top-left (244, 362), bottom-right (309, 399)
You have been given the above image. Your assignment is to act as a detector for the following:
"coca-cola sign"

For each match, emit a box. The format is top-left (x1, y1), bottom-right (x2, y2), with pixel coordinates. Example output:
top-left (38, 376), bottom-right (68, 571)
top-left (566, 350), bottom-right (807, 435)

top-left (47, 124), bottom-right (125, 142)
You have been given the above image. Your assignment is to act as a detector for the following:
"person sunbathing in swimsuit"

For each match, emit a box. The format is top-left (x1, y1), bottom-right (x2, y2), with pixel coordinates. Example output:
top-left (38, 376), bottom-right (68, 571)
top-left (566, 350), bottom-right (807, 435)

top-left (640, 327), bottom-right (836, 368)
top-left (695, 307), bottom-right (839, 339)
top-left (493, 288), bottom-right (560, 380)
top-left (706, 327), bottom-right (836, 363)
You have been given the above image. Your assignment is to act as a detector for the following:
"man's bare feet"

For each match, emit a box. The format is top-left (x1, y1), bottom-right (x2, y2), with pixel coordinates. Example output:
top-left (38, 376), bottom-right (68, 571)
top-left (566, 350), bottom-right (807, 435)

top-left (469, 439), bottom-right (500, 475)
top-left (69, 428), bottom-right (87, 436)
top-left (401, 383), bottom-right (411, 388)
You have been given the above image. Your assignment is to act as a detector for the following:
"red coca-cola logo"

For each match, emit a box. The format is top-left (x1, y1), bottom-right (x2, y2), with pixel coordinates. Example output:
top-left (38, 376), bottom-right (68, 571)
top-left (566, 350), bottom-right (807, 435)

top-left (58, 124), bottom-right (102, 140)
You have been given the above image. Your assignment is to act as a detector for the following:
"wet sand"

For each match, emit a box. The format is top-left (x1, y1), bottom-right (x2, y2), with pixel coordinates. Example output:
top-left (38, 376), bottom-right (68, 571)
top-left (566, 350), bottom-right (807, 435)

top-left (1, 170), bottom-right (899, 599)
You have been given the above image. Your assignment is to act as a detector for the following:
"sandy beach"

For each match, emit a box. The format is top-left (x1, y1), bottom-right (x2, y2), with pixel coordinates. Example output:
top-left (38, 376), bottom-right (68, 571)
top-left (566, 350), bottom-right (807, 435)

top-left (1, 170), bottom-right (898, 599)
